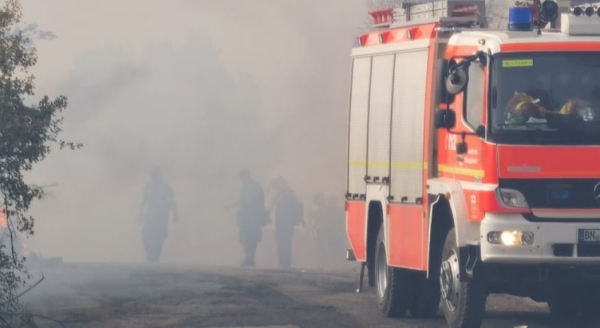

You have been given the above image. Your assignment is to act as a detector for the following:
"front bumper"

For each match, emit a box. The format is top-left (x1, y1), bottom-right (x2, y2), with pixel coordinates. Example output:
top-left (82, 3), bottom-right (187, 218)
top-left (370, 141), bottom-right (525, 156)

top-left (480, 213), bottom-right (600, 264)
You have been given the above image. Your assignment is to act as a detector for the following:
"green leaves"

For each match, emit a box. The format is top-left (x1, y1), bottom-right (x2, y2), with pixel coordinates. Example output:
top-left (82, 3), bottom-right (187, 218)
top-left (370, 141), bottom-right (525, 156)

top-left (0, 0), bottom-right (80, 324)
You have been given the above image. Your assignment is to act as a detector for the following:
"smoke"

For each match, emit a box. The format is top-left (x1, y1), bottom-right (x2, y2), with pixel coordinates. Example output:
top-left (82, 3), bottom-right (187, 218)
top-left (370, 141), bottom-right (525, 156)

top-left (18, 23), bottom-right (57, 40)
top-left (19, 0), bottom-right (367, 268)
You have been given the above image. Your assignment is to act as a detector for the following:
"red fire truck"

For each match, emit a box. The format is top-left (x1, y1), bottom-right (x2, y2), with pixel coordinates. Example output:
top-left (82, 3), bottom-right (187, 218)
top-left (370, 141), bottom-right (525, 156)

top-left (344, 0), bottom-right (600, 327)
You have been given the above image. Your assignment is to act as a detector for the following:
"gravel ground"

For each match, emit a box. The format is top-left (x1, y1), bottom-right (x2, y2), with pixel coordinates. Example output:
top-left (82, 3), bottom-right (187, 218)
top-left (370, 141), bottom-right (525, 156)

top-left (16, 262), bottom-right (599, 328)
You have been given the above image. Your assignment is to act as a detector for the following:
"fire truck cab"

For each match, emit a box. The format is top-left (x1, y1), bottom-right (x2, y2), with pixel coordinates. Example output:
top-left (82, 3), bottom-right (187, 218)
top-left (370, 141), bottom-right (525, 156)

top-left (344, 0), bottom-right (600, 327)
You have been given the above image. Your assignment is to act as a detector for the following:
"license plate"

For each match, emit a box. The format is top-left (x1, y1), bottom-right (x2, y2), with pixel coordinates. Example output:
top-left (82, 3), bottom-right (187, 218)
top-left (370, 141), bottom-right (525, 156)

top-left (578, 229), bottom-right (600, 243)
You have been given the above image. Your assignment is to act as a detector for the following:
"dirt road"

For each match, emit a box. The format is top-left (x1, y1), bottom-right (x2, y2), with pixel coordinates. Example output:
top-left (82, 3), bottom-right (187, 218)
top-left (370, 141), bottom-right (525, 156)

top-left (19, 263), bottom-right (595, 328)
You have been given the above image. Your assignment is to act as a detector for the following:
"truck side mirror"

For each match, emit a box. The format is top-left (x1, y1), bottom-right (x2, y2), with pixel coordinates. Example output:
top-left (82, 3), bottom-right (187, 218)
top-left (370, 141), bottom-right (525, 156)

top-left (446, 65), bottom-right (468, 95)
top-left (436, 58), bottom-right (450, 105)
top-left (457, 141), bottom-right (468, 155)
top-left (435, 58), bottom-right (448, 105)
top-left (434, 108), bottom-right (456, 129)
top-left (475, 125), bottom-right (486, 138)
top-left (457, 132), bottom-right (469, 155)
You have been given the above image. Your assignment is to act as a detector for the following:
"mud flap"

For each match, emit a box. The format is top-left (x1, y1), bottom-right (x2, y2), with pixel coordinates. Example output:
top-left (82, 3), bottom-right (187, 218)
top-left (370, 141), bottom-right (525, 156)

top-left (346, 248), bottom-right (357, 261)
top-left (459, 242), bottom-right (480, 282)
top-left (357, 262), bottom-right (366, 293)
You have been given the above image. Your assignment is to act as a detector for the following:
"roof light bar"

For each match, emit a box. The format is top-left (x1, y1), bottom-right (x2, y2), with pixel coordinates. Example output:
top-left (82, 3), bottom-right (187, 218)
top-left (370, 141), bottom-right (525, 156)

top-left (508, 6), bottom-right (534, 31)
top-left (561, 11), bottom-right (600, 36)
top-left (572, 6), bottom-right (600, 17)
top-left (585, 7), bottom-right (595, 16)
top-left (513, 0), bottom-right (559, 29)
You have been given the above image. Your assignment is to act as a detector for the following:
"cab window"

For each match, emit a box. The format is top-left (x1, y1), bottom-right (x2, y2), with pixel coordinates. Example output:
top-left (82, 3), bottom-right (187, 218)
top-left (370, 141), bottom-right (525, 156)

top-left (464, 62), bottom-right (485, 129)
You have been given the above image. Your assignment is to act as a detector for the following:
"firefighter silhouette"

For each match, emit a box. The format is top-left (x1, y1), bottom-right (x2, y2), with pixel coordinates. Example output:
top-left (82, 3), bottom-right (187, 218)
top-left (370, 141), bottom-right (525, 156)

top-left (269, 177), bottom-right (304, 270)
top-left (137, 168), bottom-right (178, 263)
top-left (232, 169), bottom-right (269, 267)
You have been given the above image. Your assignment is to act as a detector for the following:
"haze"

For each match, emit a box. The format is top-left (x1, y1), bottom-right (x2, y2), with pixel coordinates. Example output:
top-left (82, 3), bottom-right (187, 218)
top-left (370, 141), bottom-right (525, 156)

top-left (19, 0), bottom-right (369, 269)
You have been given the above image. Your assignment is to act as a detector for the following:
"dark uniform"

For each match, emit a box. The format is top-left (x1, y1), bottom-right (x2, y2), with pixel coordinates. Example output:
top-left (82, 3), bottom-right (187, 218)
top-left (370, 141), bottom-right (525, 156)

top-left (138, 168), bottom-right (178, 263)
top-left (271, 178), bottom-right (303, 269)
top-left (237, 169), bottom-right (269, 267)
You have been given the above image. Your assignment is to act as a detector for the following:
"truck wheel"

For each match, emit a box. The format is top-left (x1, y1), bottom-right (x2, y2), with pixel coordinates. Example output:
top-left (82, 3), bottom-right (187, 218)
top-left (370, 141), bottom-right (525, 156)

top-left (440, 227), bottom-right (487, 328)
top-left (409, 235), bottom-right (443, 318)
top-left (375, 225), bottom-right (414, 317)
top-left (547, 283), bottom-right (580, 321)
top-left (410, 273), bottom-right (441, 318)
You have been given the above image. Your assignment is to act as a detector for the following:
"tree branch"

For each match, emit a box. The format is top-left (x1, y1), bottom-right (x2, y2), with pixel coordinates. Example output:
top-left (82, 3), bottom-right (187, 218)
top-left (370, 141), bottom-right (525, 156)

top-left (0, 272), bottom-right (43, 305)
top-left (30, 314), bottom-right (66, 328)
top-left (0, 314), bottom-right (13, 328)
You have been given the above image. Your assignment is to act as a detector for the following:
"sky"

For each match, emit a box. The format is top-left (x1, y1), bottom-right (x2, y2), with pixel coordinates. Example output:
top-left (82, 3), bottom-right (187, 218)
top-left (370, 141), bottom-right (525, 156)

top-left (17, 0), bottom-right (368, 267)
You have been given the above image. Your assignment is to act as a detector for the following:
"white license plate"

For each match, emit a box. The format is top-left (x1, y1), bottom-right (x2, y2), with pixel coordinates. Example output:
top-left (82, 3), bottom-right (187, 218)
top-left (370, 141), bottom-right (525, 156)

top-left (578, 229), bottom-right (600, 243)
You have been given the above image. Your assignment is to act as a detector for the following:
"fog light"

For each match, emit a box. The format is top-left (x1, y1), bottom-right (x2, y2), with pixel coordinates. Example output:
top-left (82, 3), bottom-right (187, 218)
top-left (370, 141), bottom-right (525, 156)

top-left (521, 231), bottom-right (535, 245)
top-left (487, 231), bottom-right (534, 246)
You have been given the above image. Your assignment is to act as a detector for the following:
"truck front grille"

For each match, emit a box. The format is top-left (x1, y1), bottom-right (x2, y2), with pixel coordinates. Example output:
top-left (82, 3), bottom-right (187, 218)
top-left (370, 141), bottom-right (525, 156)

top-left (553, 244), bottom-right (573, 257)
top-left (499, 179), bottom-right (600, 210)
top-left (552, 243), bottom-right (600, 257)
top-left (578, 244), bottom-right (600, 257)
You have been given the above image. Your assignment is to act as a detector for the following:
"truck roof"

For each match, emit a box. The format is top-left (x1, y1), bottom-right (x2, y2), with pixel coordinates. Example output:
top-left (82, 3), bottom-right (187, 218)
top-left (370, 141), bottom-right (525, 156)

top-left (362, 1), bottom-right (600, 54)
top-left (450, 29), bottom-right (600, 53)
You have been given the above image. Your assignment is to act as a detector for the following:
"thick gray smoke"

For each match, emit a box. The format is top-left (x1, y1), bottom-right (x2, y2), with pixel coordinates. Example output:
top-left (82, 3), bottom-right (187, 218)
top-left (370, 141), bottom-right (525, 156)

top-left (20, 0), bottom-right (367, 269)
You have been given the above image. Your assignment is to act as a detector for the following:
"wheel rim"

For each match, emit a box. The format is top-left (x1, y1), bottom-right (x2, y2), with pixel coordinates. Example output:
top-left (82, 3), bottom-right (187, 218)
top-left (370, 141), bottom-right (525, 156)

top-left (440, 249), bottom-right (460, 312)
top-left (376, 243), bottom-right (388, 298)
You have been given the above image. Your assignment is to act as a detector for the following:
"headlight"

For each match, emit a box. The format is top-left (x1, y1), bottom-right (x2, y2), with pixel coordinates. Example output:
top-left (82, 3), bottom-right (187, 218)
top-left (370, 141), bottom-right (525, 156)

top-left (487, 230), bottom-right (535, 246)
top-left (577, 106), bottom-right (595, 122)
top-left (497, 188), bottom-right (529, 208)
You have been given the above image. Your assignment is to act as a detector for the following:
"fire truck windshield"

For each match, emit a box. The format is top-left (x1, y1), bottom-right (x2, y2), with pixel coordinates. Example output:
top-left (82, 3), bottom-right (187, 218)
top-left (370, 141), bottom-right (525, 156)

top-left (489, 51), bottom-right (600, 145)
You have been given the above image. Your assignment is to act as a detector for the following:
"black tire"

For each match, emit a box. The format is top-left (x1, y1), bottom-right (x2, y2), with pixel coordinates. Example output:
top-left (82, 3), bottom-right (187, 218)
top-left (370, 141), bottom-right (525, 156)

top-left (547, 282), bottom-right (580, 321)
top-left (374, 225), bottom-right (414, 317)
top-left (440, 228), bottom-right (487, 328)
top-left (580, 283), bottom-right (600, 321)
top-left (409, 228), bottom-right (443, 318)
top-left (410, 274), bottom-right (441, 318)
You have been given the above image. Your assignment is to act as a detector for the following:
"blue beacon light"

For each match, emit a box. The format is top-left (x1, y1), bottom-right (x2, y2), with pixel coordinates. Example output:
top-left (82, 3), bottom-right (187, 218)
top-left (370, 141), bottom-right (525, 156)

top-left (508, 6), bottom-right (534, 31)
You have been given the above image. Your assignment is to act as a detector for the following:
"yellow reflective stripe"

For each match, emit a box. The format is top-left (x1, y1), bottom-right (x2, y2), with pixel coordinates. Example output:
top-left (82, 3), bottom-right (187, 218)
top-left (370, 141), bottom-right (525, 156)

top-left (438, 165), bottom-right (485, 178)
top-left (391, 162), bottom-right (427, 169)
top-left (365, 161), bottom-right (390, 168)
top-left (348, 161), bottom-right (367, 168)
top-left (348, 162), bottom-right (484, 178)
top-left (348, 161), bottom-right (428, 169)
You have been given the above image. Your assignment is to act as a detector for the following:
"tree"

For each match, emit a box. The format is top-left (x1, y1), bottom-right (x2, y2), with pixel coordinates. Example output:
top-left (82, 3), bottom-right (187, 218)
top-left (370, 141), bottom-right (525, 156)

top-left (0, 0), bottom-right (80, 324)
